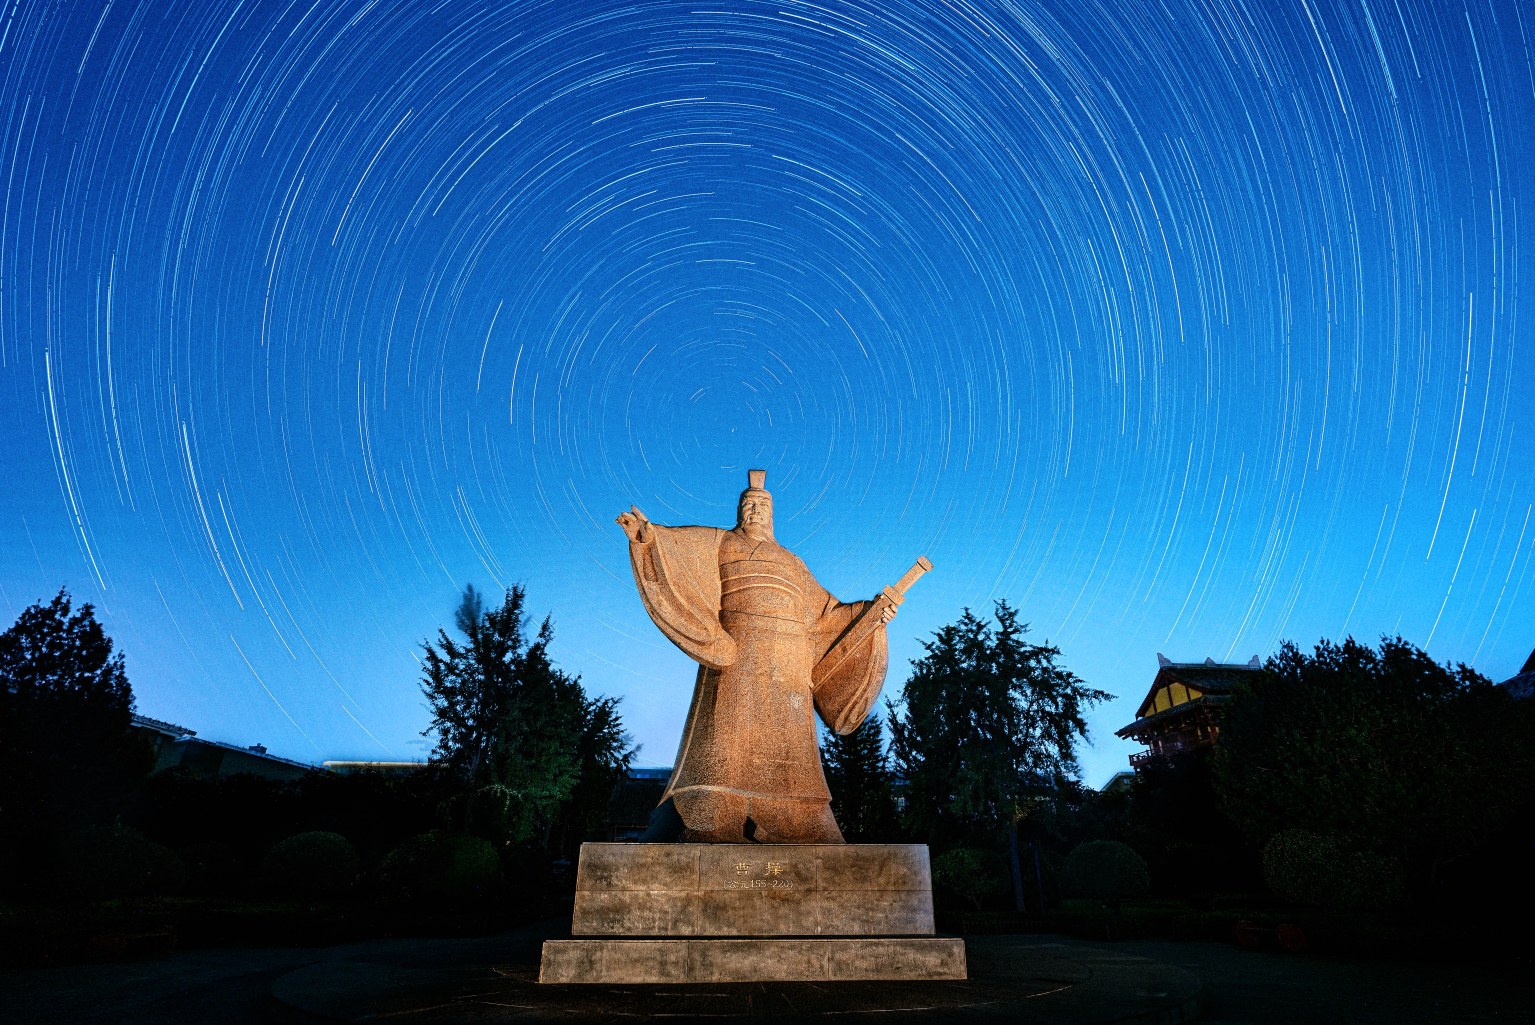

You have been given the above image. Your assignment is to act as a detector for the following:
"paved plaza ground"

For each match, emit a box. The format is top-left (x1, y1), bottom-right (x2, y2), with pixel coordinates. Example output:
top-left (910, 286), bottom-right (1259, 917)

top-left (1, 919), bottom-right (1527, 1024)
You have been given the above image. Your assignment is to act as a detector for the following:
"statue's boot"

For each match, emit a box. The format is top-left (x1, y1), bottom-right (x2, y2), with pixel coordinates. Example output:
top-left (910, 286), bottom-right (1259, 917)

top-left (749, 796), bottom-right (845, 844)
top-left (672, 788), bottom-right (749, 842)
top-left (671, 788), bottom-right (846, 844)
top-left (638, 796), bottom-right (685, 842)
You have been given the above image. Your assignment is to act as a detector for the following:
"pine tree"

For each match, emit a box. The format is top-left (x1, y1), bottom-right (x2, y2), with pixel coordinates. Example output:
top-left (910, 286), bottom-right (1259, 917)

top-left (421, 584), bottom-right (632, 849)
top-left (887, 601), bottom-right (1110, 846)
top-left (821, 712), bottom-right (900, 842)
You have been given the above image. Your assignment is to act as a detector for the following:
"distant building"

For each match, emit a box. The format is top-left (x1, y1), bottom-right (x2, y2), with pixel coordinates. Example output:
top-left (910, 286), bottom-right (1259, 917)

top-left (129, 714), bottom-right (317, 781)
top-left (1497, 648), bottom-right (1535, 700)
top-left (1099, 770), bottom-right (1136, 796)
top-left (322, 760), bottom-right (433, 775)
top-left (608, 767), bottom-right (672, 840)
top-left (129, 714), bottom-right (196, 770)
top-left (1115, 654), bottom-right (1262, 771)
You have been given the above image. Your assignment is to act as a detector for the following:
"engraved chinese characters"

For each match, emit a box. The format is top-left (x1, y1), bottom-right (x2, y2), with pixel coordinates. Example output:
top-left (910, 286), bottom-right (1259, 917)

top-left (618, 470), bottom-right (925, 844)
top-left (730, 859), bottom-right (794, 889)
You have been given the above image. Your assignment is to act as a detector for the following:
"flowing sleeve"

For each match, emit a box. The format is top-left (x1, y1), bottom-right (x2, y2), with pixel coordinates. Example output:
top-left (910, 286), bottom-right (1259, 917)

top-left (629, 524), bottom-right (737, 670)
top-left (807, 575), bottom-right (890, 736)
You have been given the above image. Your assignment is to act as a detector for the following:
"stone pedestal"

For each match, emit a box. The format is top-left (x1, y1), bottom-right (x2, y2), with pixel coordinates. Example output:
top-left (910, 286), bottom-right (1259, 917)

top-left (539, 843), bottom-right (966, 984)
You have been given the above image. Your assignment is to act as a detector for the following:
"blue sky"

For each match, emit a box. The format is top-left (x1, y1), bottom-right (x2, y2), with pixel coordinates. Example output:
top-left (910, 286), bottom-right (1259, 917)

top-left (2, 0), bottom-right (1532, 787)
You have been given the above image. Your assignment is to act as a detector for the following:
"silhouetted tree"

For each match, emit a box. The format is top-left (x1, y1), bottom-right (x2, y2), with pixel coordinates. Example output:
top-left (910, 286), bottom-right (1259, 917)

top-left (552, 692), bottom-right (633, 854)
top-left (0, 589), bottom-right (140, 887)
top-left (1214, 636), bottom-right (1535, 895)
top-left (421, 584), bottom-right (632, 851)
top-left (888, 601), bottom-right (1110, 847)
top-left (820, 712), bottom-right (900, 841)
top-left (1123, 751), bottom-right (1257, 895)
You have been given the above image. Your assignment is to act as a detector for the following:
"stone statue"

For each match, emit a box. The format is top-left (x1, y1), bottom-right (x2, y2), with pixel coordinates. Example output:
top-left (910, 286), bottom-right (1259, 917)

top-left (617, 469), bottom-right (929, 844)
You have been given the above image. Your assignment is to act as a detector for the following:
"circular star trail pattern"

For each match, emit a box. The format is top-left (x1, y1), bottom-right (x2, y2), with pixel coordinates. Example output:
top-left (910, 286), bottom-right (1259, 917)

top-left (2, 0), bottom-right (1531, 781)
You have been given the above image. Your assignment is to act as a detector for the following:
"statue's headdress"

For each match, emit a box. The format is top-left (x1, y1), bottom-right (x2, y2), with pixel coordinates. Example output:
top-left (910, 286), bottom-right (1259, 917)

top-left (741, 468), bottom-right (770, 499)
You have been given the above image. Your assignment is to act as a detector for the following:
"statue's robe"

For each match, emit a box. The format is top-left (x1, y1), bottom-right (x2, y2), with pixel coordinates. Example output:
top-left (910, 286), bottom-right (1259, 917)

top-left (629, 524), bottom-right (889, 843)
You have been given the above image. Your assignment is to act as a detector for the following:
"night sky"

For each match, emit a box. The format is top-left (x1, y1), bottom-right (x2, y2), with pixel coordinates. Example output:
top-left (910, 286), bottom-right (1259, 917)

top-left (2, 0), bottom-right (1531, 787)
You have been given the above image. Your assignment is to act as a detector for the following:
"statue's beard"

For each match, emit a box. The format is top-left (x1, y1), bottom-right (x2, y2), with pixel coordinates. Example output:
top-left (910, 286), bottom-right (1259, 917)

top-left (738, 516), bottom-right (773, 539)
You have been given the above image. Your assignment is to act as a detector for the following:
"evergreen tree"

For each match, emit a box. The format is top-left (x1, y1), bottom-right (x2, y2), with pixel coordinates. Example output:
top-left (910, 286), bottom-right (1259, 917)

top-left (553, 690), bottom-right (632, 854)
top-left (421, 584), bottom-right (632, 850)
top-left (888, 601), bottom-right (1110, 846)
top-left (0, 589), bottom-right (139, 883)
top-left (1215, 636), bottom-right (1535, 892)
top-left (820, 712), bottom-right (899, 841)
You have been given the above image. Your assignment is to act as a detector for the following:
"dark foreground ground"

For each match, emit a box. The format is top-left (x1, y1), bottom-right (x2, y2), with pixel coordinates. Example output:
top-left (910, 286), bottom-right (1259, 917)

top-left (1, 919), bottom-right (1527, 1025)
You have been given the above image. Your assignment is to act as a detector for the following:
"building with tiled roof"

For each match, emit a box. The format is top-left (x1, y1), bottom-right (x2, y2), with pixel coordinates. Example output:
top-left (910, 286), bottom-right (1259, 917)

top-left (1497, 648), bottom-right (1535, 700)
top-left (1115, 654), bottom-right (1263, 770)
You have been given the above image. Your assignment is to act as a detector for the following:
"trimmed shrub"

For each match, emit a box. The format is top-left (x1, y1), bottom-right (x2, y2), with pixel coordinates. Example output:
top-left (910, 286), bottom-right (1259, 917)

top-left (261, 830), bottom-right (360, 900)
top-left (1060, 840), bottom-right (1150, 909)
top-left (57, 825), bottom-right (185, 901)
top-left (1262, 828), bottom-right (1404, 912)
top-left (379, 831), bottom-right (501, 908)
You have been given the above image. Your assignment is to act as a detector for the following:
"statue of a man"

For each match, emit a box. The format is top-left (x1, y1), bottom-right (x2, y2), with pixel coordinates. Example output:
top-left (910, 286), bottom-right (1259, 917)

top-left (617, 470), bottom-right (904, 844)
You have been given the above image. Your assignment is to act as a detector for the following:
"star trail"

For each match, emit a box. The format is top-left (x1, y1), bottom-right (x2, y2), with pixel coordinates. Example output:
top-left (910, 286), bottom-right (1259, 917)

top-left (1, 0), bottom-right (1531, 785)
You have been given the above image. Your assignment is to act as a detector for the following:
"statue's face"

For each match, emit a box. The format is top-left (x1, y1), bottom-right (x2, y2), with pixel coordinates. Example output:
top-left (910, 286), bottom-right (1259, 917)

top-left (737, 493), bottom-right (774, 536)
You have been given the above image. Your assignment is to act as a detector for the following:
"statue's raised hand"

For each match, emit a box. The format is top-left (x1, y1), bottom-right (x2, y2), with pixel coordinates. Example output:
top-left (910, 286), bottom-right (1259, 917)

top-left (616, 505), bottom-right (651, 542)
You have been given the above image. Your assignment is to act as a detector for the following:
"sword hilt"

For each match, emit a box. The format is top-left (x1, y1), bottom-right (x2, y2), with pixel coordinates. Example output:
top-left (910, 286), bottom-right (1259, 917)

top-left (880, 555), bottom-right (933, 607)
